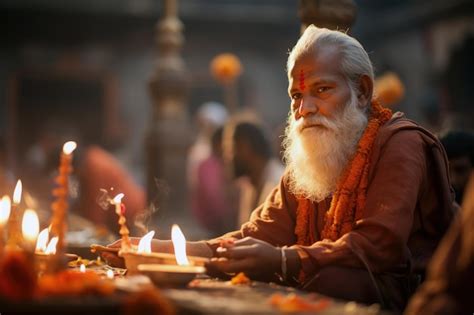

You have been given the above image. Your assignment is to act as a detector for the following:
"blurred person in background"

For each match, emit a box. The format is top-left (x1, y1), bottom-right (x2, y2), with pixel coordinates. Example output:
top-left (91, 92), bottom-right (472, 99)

top-left (223, 120), bottom-right (284, 226)
top-left (405, 171), bottom-right (474, 315)
top-left (187, 102), bottom-right (229, 233)
top-left (193, 127), bottom-right (236, 237)
top-left (440, 130), bottom-right (474, 205)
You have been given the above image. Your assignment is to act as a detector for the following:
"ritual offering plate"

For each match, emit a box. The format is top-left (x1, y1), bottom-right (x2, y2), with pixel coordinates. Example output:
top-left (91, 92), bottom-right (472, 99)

top-left (137, 264), bottom-right (206, 287)
top-left (120, 251), bottom-right (208, 275)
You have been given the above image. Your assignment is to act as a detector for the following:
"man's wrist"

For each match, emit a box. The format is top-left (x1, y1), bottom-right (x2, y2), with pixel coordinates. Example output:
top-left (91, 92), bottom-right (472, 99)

top-left (274, 247), bottom-right (301, 284)
top-left (279, 246), bottom-right (288, 282)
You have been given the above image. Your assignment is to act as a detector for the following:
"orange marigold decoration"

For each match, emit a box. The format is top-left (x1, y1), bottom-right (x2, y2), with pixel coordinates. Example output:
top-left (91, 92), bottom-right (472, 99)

top-left (295, 100), bottom-right (393, 247)
top-left (230, 272), bottom-right (251, 285)
top-left (0, 250), bottom-right (37, 301)
top-left (210, 53), bottom-right (242, 84)
top-left (269, 293), bottom-right (331, 313)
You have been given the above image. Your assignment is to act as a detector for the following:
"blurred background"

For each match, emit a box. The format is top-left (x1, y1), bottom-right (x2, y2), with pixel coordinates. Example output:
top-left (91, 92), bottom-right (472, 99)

top-left (0, 0), bottom-right (473, 243)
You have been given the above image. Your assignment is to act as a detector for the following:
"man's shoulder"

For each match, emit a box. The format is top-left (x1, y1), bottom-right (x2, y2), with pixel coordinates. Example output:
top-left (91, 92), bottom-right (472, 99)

top-left (376, 112), bottom-right (439, 147)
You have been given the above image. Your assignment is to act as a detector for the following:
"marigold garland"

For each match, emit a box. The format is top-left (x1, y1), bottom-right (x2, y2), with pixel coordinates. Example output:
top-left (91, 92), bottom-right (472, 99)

top-left (295, 99), bottom-right (392, 246)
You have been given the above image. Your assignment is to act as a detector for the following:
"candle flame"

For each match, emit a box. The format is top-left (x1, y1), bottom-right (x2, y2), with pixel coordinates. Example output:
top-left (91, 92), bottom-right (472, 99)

top-left (45, 237), bottom-right (58, 254)
top-left (22, 209), bottom-right (39, 242)
top-left (63, 141), bottom-right (77, 155)
top-left (80, 264), bottom-right (86, 273)
top-left (137, 230), bottom-right (155, 253)
top-left (171, 224), bottom-right (189, 266)
top-left (36, 228), bottom-right (49, 252)
top-left (0, 195), bottom-right (11, 225)
top-left (106, 269), bottom-right (114, 279)
top-left (13, 180), bottom-right (22, 204)
top-left (113, 193), bottom-right (124, 204)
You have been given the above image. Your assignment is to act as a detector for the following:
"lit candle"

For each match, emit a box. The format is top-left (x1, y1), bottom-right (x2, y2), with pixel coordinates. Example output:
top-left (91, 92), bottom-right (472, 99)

top-left (80, 264), bottom-right (86, 273)
top-left (7, 180), bottom-right (23, 248)
top-left (137, 231), bottom-right (155, 254)
top-left (44, 237), bottom-right (58, 254)
top-left (171, 224), bottom-right (189, 266)
top-left (36, 228), bottom-right (49, 253)
top-left (50, 141), bottom-right (76, 268)
top-left (106, 269), bottom-right (114, 279)
top-left (0, 196), bottom-right (11, 257)
top-left (112, 193), bottom-right (131, 252)
top-left (21, 209), bottom-right (39, 252)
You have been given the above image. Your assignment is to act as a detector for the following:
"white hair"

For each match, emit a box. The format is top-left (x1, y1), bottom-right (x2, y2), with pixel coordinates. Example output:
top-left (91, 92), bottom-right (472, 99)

top-left (287, 25), bottom-right (374, 91)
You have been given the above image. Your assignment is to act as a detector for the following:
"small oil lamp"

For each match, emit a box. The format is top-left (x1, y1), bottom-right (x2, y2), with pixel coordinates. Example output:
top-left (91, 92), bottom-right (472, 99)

top-left (121, 226), bottom-right (207, 276)
top-left (137, 225), bottom-right (206, 286)
top-left (34, 226), bottom-right (59, 274)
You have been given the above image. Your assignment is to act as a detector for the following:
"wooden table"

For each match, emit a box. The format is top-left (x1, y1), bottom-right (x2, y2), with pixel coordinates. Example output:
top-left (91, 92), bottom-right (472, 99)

top-left (163, 277), bottom-right (387, 315)
top-left (0, 274), bottom-right (388, 315)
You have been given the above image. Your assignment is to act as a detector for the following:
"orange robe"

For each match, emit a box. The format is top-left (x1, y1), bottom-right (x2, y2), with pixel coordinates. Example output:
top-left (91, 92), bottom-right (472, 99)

top-left (208, 113), bottom-right (455, 308)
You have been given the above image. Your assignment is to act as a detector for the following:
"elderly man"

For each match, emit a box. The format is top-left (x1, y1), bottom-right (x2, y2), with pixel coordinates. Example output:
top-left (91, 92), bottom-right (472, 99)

top-left (103, 26), bottom-right (454, 310)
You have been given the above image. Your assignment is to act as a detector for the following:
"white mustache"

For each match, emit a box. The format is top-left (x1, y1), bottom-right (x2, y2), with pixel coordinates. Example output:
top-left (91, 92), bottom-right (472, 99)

top-left (294, 114), bottom-right (336, 132)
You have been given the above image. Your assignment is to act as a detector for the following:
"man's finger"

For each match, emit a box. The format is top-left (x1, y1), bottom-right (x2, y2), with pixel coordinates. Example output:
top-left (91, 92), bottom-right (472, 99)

top-left (233, 237), bottom-right (259, 246)
top-left (107, 239), bottom-right (122, 248)
top-left (219, 244), bottom-right (258, 260)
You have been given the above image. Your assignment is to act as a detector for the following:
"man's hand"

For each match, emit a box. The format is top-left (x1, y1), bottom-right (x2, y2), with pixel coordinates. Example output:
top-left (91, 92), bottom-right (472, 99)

top-left (100, 237), bottom-right (141, 268)
top-left (206, 237), bottom-right (281, 281)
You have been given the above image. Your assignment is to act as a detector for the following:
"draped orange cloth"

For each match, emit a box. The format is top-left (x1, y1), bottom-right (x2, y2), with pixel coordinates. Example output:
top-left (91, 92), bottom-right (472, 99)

top-left (295, 100), bottom-right (393, 245)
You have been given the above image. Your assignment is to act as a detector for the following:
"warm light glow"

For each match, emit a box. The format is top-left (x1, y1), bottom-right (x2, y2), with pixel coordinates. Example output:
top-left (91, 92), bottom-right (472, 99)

top-left (106, 269), bottom-right (114, 279)
top-left (13, 180), bottom-right (22, 204)
top-left (171, 224), bottom-right (189, 266)
top-left (45, 237), bottom-right (58, 254)
top-left (80, 264), bottom-right (86, 273)
top-left (36, 228), bottom-right (49, 252)
top-left (113, 193), bottom-right (124, 204)
top-left (62, 141), bottom-right (77, 155)
top-left (137, 230), bottom-right (155, 254)
top-left (22, 209), bottom-right (39, 243)
top-left (0, 195), bottom-right (11, 225)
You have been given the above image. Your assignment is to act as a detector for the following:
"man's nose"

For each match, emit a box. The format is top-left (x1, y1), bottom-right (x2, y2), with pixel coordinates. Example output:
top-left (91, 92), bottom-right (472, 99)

top-left (297, 96), bottom-right (318, 118)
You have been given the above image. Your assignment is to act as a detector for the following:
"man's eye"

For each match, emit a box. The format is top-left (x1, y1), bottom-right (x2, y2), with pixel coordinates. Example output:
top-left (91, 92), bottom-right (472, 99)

top-left (317, 87), bottom-right (330, 93)
top-left (291, 93), bottom-right (302, 100)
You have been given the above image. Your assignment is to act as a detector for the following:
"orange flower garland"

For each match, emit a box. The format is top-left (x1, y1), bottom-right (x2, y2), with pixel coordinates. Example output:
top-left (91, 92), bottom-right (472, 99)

top-left (295, 99), bottom-right (392, 245)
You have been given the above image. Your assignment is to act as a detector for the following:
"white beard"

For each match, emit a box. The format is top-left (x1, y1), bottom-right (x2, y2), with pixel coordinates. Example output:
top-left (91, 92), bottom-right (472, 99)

top-left (283, 90), bottom-right (368, 202)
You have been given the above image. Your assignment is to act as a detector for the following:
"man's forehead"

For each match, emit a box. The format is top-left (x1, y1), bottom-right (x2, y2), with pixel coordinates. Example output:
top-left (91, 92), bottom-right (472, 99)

top-left (289, 45), bottom-right (343, 77)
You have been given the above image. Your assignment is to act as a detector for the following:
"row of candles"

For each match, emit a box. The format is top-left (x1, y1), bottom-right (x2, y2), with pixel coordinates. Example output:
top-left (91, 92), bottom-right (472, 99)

top-left (0, 141), bottom-right (78, 263)
top-left (0, 140), bottom-right (136, 278)
top-left (0, 139), bottom-right (194, 283)
top-left (0, 181), bottom-right (44, 253)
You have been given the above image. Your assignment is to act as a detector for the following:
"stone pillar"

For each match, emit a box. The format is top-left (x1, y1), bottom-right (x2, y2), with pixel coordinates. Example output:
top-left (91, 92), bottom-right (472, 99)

top-left (298, 0), bottom-right (357, 33)
top-left (146, 0), bottom-right (190, 214)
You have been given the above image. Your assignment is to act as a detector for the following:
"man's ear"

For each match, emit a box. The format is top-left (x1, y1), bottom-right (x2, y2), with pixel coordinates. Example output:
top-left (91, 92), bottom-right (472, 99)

top-left (357, 74), bottom-right (373, 108)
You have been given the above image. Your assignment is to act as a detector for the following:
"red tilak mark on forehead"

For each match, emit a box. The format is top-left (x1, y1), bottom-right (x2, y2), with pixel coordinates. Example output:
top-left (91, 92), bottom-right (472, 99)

top-left (299, 70), bottom-right (306, 91)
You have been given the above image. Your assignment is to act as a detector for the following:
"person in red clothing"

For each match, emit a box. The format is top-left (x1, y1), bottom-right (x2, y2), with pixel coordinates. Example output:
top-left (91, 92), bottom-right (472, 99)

top-left (76, 145), bottom-right (146, 234)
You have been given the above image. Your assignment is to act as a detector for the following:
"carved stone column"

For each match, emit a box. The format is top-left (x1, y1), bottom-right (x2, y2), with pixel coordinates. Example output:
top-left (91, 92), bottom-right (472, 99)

top-left (146, 0), bottom-right (190, 213)
top-left (298, 0), bottom-right (357, 33)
